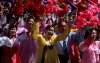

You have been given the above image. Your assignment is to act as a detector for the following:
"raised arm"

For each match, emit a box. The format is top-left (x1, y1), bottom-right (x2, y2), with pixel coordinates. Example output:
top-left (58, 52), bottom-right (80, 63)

top-left (32, 21), bottom-right (50, 46)
top-left (51, 24), bottom-right (71, 44)
top-left (32, 21), bottom-right (40, 39)
top-left (37, 34), bottom-right (50, 46)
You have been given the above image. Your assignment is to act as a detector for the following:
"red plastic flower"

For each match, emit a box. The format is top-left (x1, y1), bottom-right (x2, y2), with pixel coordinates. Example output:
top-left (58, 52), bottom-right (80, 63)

top-left (59, 0), bottom-right (65, 3)
top-left (60, 3), bottom-right (69, 12)
top-left (76, 2), bottom-right (100, 30)
top-left (10, 2), bottom-right (24, 16)
top-left (76, 1), bottom-right (89, 12)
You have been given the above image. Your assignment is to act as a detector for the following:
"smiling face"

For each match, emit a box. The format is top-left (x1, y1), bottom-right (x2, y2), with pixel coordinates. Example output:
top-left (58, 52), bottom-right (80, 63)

top-left (90, 30), bottom-right (97, 41)
top-left (27, 19), bottom-right (34, 29)
top-left (9, 27), bottom-right (16, 37)
top-left (58, 21), bottom-right (66, 33)
top-left (45, 26), bottom-right (54, 39)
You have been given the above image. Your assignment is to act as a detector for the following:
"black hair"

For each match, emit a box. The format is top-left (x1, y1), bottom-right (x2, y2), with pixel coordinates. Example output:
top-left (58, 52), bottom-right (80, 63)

top-left (6, 25), bottom-right (16, 37)
top-left (58, 21), bottom-right (67, 27)
top-left (9, 25), bottom-right (16, 31)
top-left (84, 28), bottom-right (99, 40)
top-left (7, 14), bottom-right (16, 23)
top-left (4, 2), bottom-right (9, 7)
top-left (45, 25), bottom-right (53, 30)
top-left (58, 21), bottom-right (64, 26)
top-left (84, 29), bottom-right (90, 39)
top-left (46, 18), bottom-right (53, 25)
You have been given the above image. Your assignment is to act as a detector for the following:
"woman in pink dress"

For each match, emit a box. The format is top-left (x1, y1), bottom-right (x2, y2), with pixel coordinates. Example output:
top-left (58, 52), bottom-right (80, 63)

top-left (79, 28), bottom-right (100, 63)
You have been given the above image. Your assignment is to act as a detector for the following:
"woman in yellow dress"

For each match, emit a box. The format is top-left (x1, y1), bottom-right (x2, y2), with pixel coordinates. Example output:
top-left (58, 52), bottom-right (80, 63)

top-left (32, 20), bottom-right (71, 63)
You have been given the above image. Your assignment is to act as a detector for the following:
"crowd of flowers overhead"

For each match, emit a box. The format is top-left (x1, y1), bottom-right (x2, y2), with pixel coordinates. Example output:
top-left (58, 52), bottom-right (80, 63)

top-left (76, 1), bottom-right (100, 30)
top-left (9, 0), bottom-right (70, 19)
top-left (8, 0), bottom-right (100, 29)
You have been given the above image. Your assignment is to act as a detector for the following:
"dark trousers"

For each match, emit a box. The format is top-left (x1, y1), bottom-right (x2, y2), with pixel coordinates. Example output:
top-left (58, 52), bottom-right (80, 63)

top-left (58, 54), bottom-right (69, 63)
top-left (0, 46), bottom-right (3, 63)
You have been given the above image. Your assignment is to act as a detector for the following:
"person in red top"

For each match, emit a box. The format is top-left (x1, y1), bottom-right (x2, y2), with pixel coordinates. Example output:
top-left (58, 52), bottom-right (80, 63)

top-left (2, 25), bottom-right (20, 63)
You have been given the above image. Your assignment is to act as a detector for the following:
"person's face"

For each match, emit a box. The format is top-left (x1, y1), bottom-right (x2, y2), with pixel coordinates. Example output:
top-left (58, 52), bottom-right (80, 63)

top-left (27, 20), bottom-right (34, 29)
top-left (90, 30), bottom-right (97, 40)
top-left (9, 18), bottom-right (15, 24)
top-left (45, 27), bottom-right (54, 38)
top-left (10, 27), bottom-right (16, 36)
top-left (58, 22), bottom-right (66, 33)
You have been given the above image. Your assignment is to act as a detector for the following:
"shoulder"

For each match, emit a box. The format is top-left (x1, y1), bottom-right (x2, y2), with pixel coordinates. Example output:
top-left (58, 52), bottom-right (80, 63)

top-left (95, 41), bottom-right (100, 44)
top-left (37, 34), bottom-right (42, 37)
top-left (79, 41), bottom-right (84, 45)
top-left (53, 34), bottom-right (58, 37)
top-left (37, 34), bottom-right (44, 39)
top-left (79, 39), bottom-right (86, 46)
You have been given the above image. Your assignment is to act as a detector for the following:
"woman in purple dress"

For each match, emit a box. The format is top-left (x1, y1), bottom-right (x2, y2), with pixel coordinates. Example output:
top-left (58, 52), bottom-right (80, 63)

top-left (16, 18), bottom-right (37, 63)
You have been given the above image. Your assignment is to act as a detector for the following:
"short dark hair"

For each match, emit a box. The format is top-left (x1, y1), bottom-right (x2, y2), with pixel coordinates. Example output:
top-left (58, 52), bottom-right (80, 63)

top-left (45, 25), bottom-right (53, 30)
top-left (9, 25), bottom-right (16, 30)
top-left (84, 28), bottom-right (99, 40)
top-left (58, 21), bottom-right (66, 26)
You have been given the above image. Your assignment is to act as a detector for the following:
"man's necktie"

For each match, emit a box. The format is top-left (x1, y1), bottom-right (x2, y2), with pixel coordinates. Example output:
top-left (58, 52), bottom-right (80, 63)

top-left (63, 40), bottom-right (68, 56)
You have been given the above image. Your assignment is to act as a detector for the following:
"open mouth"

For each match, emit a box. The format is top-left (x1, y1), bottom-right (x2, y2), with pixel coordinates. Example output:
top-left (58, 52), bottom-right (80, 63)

top-left (48, 32), bottom-right (53, 36)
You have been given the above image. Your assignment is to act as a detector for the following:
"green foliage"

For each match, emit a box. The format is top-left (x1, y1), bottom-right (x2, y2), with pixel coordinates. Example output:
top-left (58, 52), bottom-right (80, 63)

top-left (81, 4), bottom-right (88, 9)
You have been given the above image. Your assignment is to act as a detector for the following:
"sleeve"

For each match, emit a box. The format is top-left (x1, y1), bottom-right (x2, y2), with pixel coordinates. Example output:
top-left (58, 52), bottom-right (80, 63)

top-left (97, 41), bottom-right (100, 49)
top-left (16, 27), bottom-right (28, 43)
top-left (4, 37), bottom-right (13, 47)
top-left (16, 33), bottom-right (27, 42)
top-left (79, 41), bottom-right (88, 52)
top-left (32, 22), bottom-right (50, 46)
top-left (97, 41), bottom-right (100, 55)
top-left (37, 34), bottom-right (50, 46)
top-left (32, 22), bottom-right (40, 39)
top-left (16, 35), bottom-right (20, 44)
top-left (93, 41), bottom-right (100, 57)
top-left (0, 37), bottom-right (5, 47)
top-left (51, 24), bottom-right (71, 44)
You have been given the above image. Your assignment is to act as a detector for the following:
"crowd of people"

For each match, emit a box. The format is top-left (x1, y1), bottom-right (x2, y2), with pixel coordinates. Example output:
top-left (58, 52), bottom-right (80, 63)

top-left (0, 0), bottom-right (100, 63)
